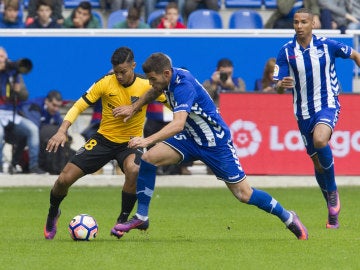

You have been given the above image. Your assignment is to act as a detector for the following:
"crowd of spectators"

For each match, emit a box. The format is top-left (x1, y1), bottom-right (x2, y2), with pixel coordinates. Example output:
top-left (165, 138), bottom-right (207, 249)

top-left (1, 0), bottom-right (360, 32)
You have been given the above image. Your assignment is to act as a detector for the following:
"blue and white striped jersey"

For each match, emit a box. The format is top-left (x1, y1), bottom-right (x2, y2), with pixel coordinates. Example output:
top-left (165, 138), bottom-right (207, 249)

top-left (274, 34), bottom-right (352, 120)
top-left (165, 67), bottom-right (231, 147)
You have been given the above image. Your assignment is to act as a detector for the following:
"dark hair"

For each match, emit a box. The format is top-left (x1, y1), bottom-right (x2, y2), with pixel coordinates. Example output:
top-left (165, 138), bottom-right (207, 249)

top-left (111, 47), bottom-right (134, 66)
top-left (46, 90), bottom-right (62, 102)
top-left (216, 58), bottom-right (233, 69)
top-left (4, 0), bottom-right (19, 10)
top-left (127, 6), bottom-right (140, 20)
top-left (142, 53), bottom-right (172, 74)
top-left (295, 8), bottom-right (313, 17)
top-left (78, 1), bottom-right (92, 12)
top-left (36, 0), bottom-right (52, 10)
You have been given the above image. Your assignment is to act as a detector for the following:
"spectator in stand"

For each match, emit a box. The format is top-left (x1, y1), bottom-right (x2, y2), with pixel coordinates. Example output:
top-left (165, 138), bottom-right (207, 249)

top-left (25, 0), bottom-right (64, 26)
top-left (156, 2), bottom-right (186, 29)
top-left (318, 0), bottom-right (358, 33)
top-left (63, 1), bottom-right (101, 28)
top-left (203, 58), bottom-right (245, 106)
top-left (183, 0), bottom-right (219, 22)
top-left (265, 0), bottom-right (321, 29)
top-left (0, 47), bottom-right (46, 174)
top-left (112, 6), bottom-right (150, 29)
top-left (254, 58), bottom-right (277, 93)
top-left (100, 0), bottom-right (142, 13)
top-left (80, 99), bottom-right (102, 142)
top-left (144, 0), bottom-right (184, 23)
top-left (26, 0), bottom-right (62, 28)
top-left (347, 0), bottom-right (360, 30)
top-left (18, 90), bottom-right (74, 174)
top-left (0, 0), bottom-right (24, 28)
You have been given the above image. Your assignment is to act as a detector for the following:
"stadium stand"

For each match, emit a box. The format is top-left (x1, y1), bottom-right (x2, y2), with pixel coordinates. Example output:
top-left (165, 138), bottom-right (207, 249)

top-left (224, 0), bottom-right (262, 8)
top-left (107, 9), bottom-right (128, 28)
top-left (263, 0), bottom-right (277, 9)
top-left (64, 0), bottom-right (100, 9)
top-left (187, 9), bottom-right (223, 29)
top-left (228, 9), bottom-right (263, 29)
top-left (92, 10), bottom-right (103, 27)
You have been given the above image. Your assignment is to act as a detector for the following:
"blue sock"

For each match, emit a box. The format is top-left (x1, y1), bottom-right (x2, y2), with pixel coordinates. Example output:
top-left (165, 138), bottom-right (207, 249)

top-left (316, 145), bottom-right (337, 192)
top-left (315, 169), bottom-right (328, 203)
top-left (247, 188), bottom-right (290, 223)
top-left (136, 159), bottom-right (157, 217)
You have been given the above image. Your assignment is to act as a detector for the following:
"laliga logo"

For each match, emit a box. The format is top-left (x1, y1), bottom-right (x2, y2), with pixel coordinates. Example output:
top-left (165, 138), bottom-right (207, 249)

top-left (230, 119), bottom-right (262, 157)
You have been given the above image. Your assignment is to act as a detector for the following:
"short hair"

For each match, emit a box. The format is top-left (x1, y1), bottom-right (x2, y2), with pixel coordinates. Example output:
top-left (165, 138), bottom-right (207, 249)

top-left (295, 8), bottom-right (314, 17)
top-left (46, 90), bottom-right (62, 102)
top-left (36, 0), bottom-right (52, 10)
top-left (142, 53), bottom-right (172, 74)
top-left (4, 0), bottom-right (19, 10)
top-left (216, 58), bottom-right (233, 69)
top-left (127, 6), bottom-right (141, 20)
top-left (78, 1), bottom-right (92, 11)
top-left (165, 2), bottom-right (179, 12)
top-left (111, 46), bottom-right (134, 66)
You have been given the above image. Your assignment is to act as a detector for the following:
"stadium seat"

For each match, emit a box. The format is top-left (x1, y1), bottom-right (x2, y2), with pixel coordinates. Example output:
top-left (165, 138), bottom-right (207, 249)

top-left (228, 10), bottom-right (263, 29)
top-left (187, 9), bottom-right (223, 29)
top-left (92, 11), bottom-right (103, 27)
top-left (155, 0), bottom-right (170, 9)
top-left (224, 0), bottom-right (262, 8)
top-left (147, 9), bottom-right (165, 26)
top-left (264, 0), bottom-right (277, 9)
top-left (107, 9), bottom-right (128, 28)
top-left (64, 0), bottom-right (100, 9)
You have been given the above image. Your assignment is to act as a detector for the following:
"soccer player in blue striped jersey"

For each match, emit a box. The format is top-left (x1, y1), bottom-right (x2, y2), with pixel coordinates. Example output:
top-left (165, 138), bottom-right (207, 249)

top-left (274, 8), bottom-right (360, 229)
top-left (110, 52), bottom-right (308, 240)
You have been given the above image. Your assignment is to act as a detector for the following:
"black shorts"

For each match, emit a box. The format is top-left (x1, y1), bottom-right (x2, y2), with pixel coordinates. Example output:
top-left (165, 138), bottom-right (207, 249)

top-left (70, 133), bottom-right (143, 174)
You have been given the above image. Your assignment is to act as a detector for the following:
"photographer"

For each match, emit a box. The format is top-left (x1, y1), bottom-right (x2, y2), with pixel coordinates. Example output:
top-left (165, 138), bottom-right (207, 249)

top-left (0, 46), bottom-right (45, 174)
top-left (202, 58), bottom-right (246, 106)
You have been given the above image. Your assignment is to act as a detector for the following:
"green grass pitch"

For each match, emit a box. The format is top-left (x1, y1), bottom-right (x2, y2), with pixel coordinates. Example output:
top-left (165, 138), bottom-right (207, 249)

top-left (1, 186), bottom-right (359, 270)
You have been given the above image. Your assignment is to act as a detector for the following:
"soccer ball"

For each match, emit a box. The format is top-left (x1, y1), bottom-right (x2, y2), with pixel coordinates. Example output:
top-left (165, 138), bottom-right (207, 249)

top-left (68, 214), bottom-right (98, 241)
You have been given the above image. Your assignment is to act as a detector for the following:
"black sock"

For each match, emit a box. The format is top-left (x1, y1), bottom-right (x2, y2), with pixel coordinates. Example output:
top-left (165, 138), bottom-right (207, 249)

top-left (48, 190), bottom-right (66, 217)
top-left (117, 191), bottom-right (137, 223)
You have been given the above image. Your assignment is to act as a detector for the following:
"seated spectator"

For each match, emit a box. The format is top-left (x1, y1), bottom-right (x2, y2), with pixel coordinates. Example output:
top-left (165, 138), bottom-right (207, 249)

top-left (184, 0), bottom-right (219, 22)
top-left (0, 47), bottom-right (45, 174)
top-left (25, 0), bottom-right (64, 26)
top-left (254, 58), bottom-right (276, 93)
top-left (157, 2), bottom-right (186, 29)
top-left (144, 0), bottom-right (185, 22)
top-left (100, 0), bottom-right (142, 13)
top-left (319, 0), bottom-right (358, 33)
top-left (0, 0), bottom-right (24, 28)
top-left (203, 58), bottom-right (245, 106)
top-left (347, 0), bottom-right (360, 30)
top-left (80, 99), bottom-right (102, 141)
top-left (18, 90), bottom-right (75, 174)
top-left (26, 0), bottom-right (62, 28)
top-left (112, 6), bottom-right (150, 28)
top-left (265, 0), bottom-right (321, 29)
top-left (63, 1), bottom-right (101, 28)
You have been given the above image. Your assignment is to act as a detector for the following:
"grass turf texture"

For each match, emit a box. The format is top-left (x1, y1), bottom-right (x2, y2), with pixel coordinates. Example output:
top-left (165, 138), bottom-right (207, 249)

top-left (1, 186), bottom-right (360, 270)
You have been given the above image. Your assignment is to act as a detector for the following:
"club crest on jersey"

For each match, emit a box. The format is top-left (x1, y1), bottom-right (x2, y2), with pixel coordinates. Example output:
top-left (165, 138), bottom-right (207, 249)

top-left (317, 49), bottom-right (325, 58)
top-left (131, 96), bottom-right (139, 103)
top-left (273, 65), bottom-right (279, 77)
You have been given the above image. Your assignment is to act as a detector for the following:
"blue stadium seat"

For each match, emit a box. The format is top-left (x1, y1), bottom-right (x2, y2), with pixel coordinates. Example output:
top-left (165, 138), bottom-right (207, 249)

top-left (228, 10), bottom-right (263, 29)
top-left (155, 0), bottom-right (170, 9)
top-left (224, 0), bottom-right (262, 8)
top-left (64, 0), bottom-right (100, 8)
top-left (187, 9), bottom-right (223, 29)
top-left (264, 0), bottom-right (277, 9)
top-left (107, 9), bottom-right (128, 28)
top-left (147, 9), bottom-right (165, 26)
top-left (92, 10), bottom-right (103, 27)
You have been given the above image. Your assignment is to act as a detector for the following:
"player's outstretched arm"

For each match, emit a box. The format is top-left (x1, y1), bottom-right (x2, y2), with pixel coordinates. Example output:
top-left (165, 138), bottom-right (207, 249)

top-left (350, 49), bottom-right (360, 68)
top-left (46, 120), bottom-right (71, 153)
top-left (113, 88), bottom-right (163, 122)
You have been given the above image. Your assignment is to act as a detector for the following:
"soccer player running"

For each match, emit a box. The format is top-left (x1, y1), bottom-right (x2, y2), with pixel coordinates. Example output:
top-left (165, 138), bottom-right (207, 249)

top-left (111, 52), bottom-right (308, 240)
top-left (43, 47), bottom-right (166, 239)
top-left (274, 8), bottom-right (360, 229)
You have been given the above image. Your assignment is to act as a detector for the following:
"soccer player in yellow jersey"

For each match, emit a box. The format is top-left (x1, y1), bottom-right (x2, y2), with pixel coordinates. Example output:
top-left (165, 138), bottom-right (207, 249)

top-left (43, 47), bottom-right (167, 240)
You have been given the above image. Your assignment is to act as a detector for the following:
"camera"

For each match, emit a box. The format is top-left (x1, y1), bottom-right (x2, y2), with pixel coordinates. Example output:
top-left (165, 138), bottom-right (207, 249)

top-left (219, 72), bottom-right (228, 83)
top-left (5, 58), bottom-right (33, 74)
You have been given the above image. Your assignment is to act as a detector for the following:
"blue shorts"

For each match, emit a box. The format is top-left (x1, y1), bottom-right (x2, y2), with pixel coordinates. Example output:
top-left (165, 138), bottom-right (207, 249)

top-left (164, 132), bottom-right (246, 183)
top-left (297, 108), bottom-right (340, 157)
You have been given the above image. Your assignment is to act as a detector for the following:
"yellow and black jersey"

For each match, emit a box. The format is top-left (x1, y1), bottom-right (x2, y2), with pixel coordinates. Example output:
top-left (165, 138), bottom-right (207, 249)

top-left (64, 74), bottom-right (167, 143)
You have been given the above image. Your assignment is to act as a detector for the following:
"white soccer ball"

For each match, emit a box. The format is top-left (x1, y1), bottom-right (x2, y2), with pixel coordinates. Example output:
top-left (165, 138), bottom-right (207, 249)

top-left (68, 214), bottom-right (98, 241)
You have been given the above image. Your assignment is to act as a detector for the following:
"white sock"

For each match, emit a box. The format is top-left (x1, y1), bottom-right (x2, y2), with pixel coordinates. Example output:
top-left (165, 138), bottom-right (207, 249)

top-left (135, 213), bottom-right (148, 221)
top-left (284, 212), bottom-right (294, 226)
